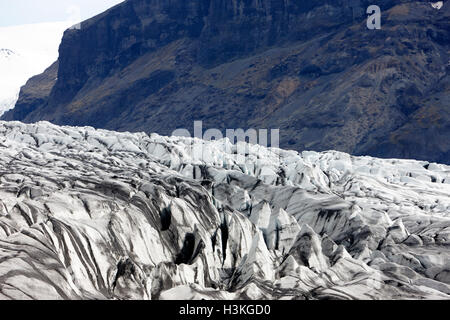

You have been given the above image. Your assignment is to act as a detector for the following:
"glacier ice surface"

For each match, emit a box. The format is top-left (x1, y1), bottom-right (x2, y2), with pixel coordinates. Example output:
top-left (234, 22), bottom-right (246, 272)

top-left (0, 121), bottom-right (449, 300)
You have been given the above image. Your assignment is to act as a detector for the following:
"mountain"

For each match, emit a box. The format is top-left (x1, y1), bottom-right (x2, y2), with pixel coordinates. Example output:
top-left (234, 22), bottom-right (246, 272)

top-left (0, 120), bottom-right (449, 299)
top-left (2, 0), bottom-right (449, 164)
top-left (0, 22), bottom-right (71, 117)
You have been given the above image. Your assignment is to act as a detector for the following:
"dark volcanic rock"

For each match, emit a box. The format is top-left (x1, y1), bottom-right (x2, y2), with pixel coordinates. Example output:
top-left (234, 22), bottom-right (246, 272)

top-left (3, 0), bottom-right (450, 163)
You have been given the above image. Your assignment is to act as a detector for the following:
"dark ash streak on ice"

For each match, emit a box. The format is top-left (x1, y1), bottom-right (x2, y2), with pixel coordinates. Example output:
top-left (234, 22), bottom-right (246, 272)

top-left (0, 121), bottom-right (449, 300)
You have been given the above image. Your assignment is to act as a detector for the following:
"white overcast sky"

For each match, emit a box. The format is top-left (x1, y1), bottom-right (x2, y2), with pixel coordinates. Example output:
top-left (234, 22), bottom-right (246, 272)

top-left (0, 0), bottom-right (124, 27)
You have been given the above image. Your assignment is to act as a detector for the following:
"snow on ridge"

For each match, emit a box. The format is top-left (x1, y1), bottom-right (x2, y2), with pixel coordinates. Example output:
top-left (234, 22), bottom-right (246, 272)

top-left (431, 1), bottom-right (444, 10)
top-left (0, 120), bottom-right (449, 300)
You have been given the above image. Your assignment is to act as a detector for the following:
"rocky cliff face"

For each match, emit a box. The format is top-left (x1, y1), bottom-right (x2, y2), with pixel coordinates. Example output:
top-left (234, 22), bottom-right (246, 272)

top-left (0, 121), bottom-right (449, 299)
top-left (2, 0), bottom-right (450, 163)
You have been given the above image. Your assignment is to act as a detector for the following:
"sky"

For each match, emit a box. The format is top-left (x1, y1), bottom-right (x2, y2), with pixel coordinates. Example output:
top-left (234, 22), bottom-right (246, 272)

top-left (0, 0), bottom-right (124, 116)
top-left (0, 0), bottom-right (124, 27)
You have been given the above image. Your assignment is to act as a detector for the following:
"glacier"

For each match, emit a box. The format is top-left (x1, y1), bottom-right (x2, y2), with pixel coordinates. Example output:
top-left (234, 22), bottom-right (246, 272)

top-left (0, 121), bottom-right (449, 300)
